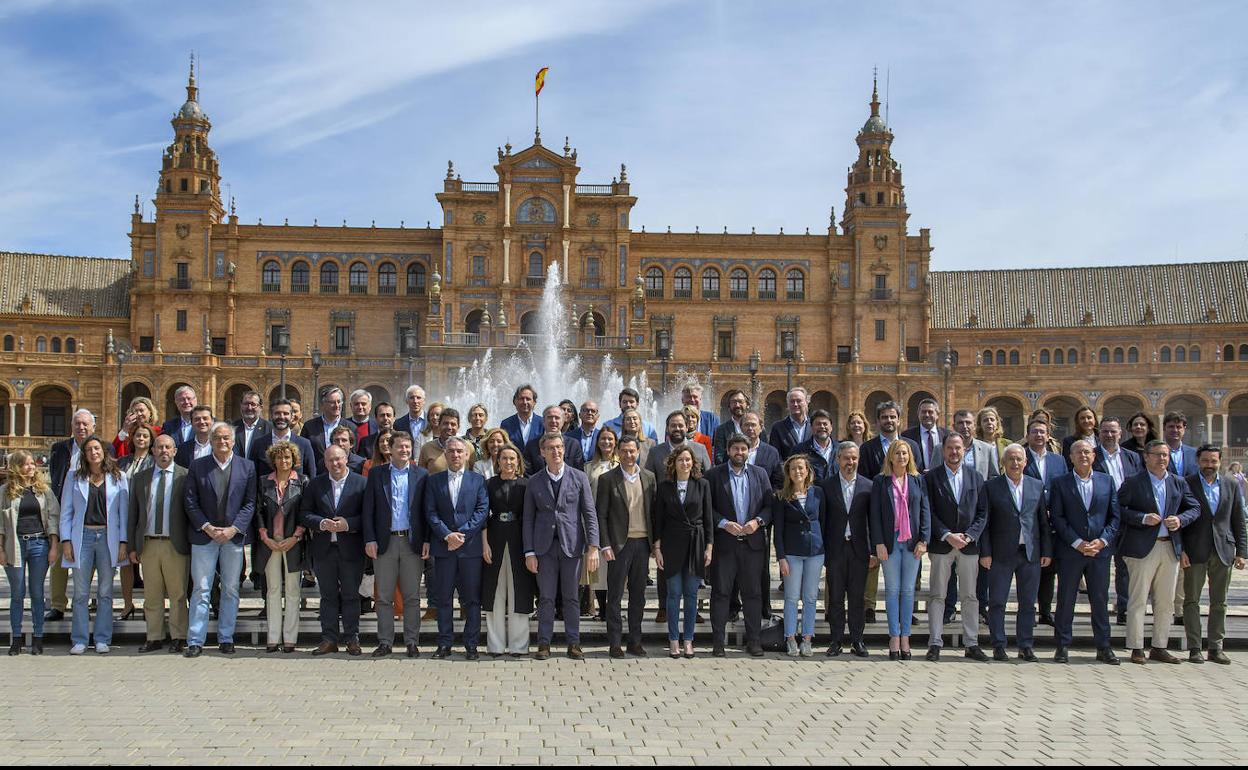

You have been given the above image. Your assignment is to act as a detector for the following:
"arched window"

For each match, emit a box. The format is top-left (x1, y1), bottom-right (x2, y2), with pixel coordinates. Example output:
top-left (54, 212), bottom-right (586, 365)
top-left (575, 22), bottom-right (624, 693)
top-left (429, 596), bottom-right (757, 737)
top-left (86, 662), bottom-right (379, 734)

top-left (66, 337), bottom-right (77, 353)
top-left (2, 335), bottom-right (12, 351)
top-left (527, 252), bottom-right (544, 285)
top-left (51, 337), bottom-right (62, 353)
top-left (516, 197), bottom-right (557, 224)
top-left (785, 269), bottom-right (805, 300)
top-left (673, 268), bottom-right (692, 298)
top-left (1225, 345), bottom-right (1236, 362)
top-left (1099, 347), bottom-right (1110, 363)
top-left (349, 262), bottom-right (369, 294)
top-left (1039, 349), bottom-right (1050, 365)
top-left (644, 267), bottom-right (664, 298)
top-left (291, 261), bottom-right (310, 293)
top-left (1008, 350), bottom-right (1020, 365)
top-left (1067, 348), bottom-right (1078, 364)
top-left (1113, 347), bottom-right (1124, 364)
top-left (729, 268), bottom-right (748, 299)
top-left (1054, 348), bottom-right (1065, 364)
top-left (701, 268), bottom-right (721, 299)
top-left (378, 263), bottom-right (397, 295)
top-left (1175, 346), bottom-right (1186, 362)
top-left (1127, 346), bottom-right (1138, 363)
top-left (982, 349), bottom-right (993, 365)
top-left (758, 269), bottom-right (777, 300)
top-left (406, 263), bottom-right (426, 295)
top-left (1240, 343), bottom-right (1248, 360)
top-left (262, 260), bottom-right (281, 292)
top-left (996, 350), bottom-right (1006, 366)
top-left (319, 262), bottom-right (339, 293)
top-left (35, 337), bottom-right (46, 352)
top-left (1189, 345), bottom-right (1200, 362)
top-left (1160, 346), bottom-right (1171, 363)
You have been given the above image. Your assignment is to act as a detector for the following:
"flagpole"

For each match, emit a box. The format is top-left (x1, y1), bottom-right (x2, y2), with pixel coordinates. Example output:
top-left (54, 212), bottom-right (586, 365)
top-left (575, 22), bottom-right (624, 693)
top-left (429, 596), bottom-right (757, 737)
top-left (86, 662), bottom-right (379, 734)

top-left (535, 91), bottom-right (541, 144)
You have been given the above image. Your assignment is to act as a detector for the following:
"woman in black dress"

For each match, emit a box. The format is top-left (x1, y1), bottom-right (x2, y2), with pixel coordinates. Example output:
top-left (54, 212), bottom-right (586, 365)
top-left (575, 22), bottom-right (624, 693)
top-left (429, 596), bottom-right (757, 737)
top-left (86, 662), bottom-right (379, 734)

top-left (482, 445), bottom-right (536, 657)
top-left (652, 446), bottom-right (713, 659)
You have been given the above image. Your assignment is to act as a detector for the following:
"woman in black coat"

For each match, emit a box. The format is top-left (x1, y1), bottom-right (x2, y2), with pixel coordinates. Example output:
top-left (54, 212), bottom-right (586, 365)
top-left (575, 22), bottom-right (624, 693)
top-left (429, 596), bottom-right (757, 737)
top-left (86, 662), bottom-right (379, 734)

top-left (652, 446), bottom-right (713, 659)
top-left (482, 445), bottom-right (536, 657)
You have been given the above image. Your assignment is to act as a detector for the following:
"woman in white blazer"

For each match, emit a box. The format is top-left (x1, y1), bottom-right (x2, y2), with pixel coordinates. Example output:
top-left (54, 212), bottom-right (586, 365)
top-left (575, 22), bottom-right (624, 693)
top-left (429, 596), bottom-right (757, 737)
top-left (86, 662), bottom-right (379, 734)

top-left (59, 435), bottom-right (129, 655)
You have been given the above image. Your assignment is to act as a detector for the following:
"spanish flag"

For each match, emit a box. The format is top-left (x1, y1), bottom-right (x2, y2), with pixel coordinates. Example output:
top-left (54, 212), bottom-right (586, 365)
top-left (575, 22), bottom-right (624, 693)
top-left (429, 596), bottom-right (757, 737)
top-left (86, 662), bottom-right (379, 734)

top-left (535, 67), bottom-right (549, 96)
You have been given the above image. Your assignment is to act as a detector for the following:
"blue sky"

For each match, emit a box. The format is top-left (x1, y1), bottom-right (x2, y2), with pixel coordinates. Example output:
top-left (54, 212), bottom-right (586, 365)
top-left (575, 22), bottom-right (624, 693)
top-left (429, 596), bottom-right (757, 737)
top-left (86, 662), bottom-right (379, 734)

top-left (1, 0), bottom-right (1245, 270)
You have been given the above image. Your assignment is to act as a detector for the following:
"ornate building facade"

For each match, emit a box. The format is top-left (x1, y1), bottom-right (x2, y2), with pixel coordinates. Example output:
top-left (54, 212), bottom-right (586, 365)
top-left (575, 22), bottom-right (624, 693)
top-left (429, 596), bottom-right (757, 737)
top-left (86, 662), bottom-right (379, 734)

top-left (2, 66), bottom-right (1247, 459)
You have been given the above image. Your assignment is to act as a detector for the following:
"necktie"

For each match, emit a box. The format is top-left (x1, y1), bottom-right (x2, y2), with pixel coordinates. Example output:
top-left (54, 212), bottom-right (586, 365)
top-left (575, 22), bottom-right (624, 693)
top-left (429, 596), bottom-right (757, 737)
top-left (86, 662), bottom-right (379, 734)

top-left (926, 431), bottom-right (936, 467)
top-left (153, 469), bottom-right (166, 536)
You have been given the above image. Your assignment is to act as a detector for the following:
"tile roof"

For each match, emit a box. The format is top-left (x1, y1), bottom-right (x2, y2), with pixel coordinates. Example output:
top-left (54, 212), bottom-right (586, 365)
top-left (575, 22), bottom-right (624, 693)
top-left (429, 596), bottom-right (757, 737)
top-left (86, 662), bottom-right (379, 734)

top-left (0, 252), bottom-right (132, 318)
top-left (930, 260), bottom-right (1248, 330)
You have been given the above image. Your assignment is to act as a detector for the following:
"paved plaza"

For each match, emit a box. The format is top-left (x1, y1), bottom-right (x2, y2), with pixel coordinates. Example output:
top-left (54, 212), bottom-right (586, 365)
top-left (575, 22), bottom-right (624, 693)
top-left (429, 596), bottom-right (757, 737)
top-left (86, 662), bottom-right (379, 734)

top-left (3, 642), bottom-right (1247, 765)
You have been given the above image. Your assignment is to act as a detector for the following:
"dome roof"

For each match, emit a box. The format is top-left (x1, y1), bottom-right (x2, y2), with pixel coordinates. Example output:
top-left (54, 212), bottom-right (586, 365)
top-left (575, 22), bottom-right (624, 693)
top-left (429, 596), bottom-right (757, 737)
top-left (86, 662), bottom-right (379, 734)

top-left (178, 99), bottom-right (207, 121)
top-left (862, 114), bottom-right (887, 133)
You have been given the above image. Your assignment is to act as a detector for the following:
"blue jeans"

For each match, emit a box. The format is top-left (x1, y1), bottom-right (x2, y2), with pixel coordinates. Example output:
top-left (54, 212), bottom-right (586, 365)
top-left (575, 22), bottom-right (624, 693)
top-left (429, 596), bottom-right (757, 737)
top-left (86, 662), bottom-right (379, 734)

top-left (188, 541), bottom-right (245, 647)
top-left (783, 553), bottom-right (824, 638)
top-left (71, 529), bottom-right (115, 646)
top-left (666, 570), bottom-right (700, 642)
top-left (5, 537), bottom-right (50, 637)
top-left (881, 534), bottom-right (921, 637)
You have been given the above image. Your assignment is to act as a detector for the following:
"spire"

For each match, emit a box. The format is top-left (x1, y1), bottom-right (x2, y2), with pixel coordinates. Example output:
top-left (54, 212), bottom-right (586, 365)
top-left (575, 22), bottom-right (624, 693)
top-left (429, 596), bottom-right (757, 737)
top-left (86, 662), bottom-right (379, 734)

top-left (870, 66), bottom-right (880, 118)
top-left (187, 52), bottom-right (198, 104)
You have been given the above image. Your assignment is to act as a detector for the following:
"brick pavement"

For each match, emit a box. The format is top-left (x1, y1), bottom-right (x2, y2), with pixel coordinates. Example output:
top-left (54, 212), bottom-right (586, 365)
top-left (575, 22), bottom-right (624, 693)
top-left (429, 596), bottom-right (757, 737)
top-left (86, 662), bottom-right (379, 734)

top-left (3, 645), bottom-right (1247, 764)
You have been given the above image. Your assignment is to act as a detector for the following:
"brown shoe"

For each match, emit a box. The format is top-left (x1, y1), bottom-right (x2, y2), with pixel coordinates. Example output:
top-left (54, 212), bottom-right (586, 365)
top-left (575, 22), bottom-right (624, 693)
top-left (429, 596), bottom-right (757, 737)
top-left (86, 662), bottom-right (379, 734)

top-left (1208, 649), bottom-right (1231, 665)
top-left (1149, 647), bottom-right (1181, 664)
top-left (626, 643), bottom-right (647, 657)
top-left (609, 646), bottom-right (625, 658)
top-left (654, 609), bottom-right (667, 623)
top-left (533, 644), bottom-right (550, 660)
top-left (1130, 649), bottom-right (1147, 664)
top-left (346, 640), bottom-right (362, 656)
top-left (312, 640), bottom-right (339, 656)
top-left (422, 608), bottom-right (438, 621)
top-left (567, 645), bottom-right (585, 660)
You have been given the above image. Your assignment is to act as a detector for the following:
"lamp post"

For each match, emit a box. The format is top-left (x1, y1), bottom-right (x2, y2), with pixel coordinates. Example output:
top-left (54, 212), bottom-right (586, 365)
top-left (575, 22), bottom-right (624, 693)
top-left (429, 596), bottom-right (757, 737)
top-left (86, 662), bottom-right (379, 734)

top-left (941, 340), bottom-right (953, 429)
top-left (276, 328), bottom-right (290, 401)
top-left (657, 331), bottom-right (671, 395)
top-left (404, 329), bottom-right (418, 385)
top-left (310, 345), bottom-right (323, 416)
top-left (114, 343), bottom-right (130, 427)
top-left (748, 348), bottom-right (761, 410)
top-left (782, 331), bottom-right (796, 393)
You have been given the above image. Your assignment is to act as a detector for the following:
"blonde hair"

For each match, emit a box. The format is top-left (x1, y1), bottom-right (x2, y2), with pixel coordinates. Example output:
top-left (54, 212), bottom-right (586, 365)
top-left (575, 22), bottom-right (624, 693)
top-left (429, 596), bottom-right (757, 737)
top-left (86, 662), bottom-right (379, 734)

top-left (479, 427), bottom-right (511, 462)
top-left (127, 395), bottom-right (160, 426)
top-left (883, 438), bottom-right (917, 478)
top-left (780, 454), bottom-right (814, 501)
top-left (5, 450), bottom-right (50, 500)
top-left (845, 410), bottom-right (874, 442)
top-left (423, 401), bottom-right (446, 437)
top-left (976, 407), bottom-right (1003, 442)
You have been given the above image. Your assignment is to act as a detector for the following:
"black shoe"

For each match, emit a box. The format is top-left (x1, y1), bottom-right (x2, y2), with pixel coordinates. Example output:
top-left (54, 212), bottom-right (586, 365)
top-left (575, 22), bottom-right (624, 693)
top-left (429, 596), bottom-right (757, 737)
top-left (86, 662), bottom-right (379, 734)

top-left (746, 644), bottom-right (764, 657)
top-left (992, 646), bottom-right (1008, 661)
top-left (30, 638), bottom-right (43, 655)
top-left (44, 609), bottom-right (64, 622)
top-left (372, 645), bottom-right (393, 658)
top-left (712, 644), bottom-right (727, 657)
top-left (850, 642), bottom-right (868, 657)
top-left (406, 644), bottom-right (420, 658)
top-left (184, 645), bottom-right (203, 658)
top-left (899, 649), bottom-right (912, 661)
top-left (925, 645), bottom-right (940, 661)
top-left (1038, 613), bottom-right (1055, 627)
top-left (1208, 649), bottom-right (1231, 665)
top-left (7, 641), bottom-right (21, 656)
top-left (432, 646), bottom-right (452, 659)
top-left (826, 645), bottom-right (844, 657)
top-left (465, 648), bottom-right (480, 661)
top-left (359, 598), bottom-right (373, 615)
top-left (137, 640), bottom-right (163, 653)
top-left (965, 646), bottom-right (989, 662)
top-left (1097, 648), bottom-right (1120, 665)
top-left (1018, 648), bottom-right (1037, 662)
top-left (864, 609), bottom-right (877, 624)
top-left (728, 612), bottom-right (740, 623)
top-left (1188, 650), bottom-right (1205, 664)
top-left (219, 643), bottom-right (236, 655)
top-left (1054, 647), bottom-right (1069, 663)
top-left (170, 640), bottom-right (187, 654)
top-left (888, 650), bottom-right (900, 661)
top-left (626, 643), bottom-right (647, 657)
top-left (1115, 609), bottom-right (1126, 625)
top-left (943, 612), bottom-right (955, 625)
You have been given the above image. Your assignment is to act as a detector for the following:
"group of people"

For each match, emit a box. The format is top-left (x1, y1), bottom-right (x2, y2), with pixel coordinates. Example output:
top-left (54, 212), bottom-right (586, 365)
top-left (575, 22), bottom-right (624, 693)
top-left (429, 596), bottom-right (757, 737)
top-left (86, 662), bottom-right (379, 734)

top-left (2, 380), bottom-right (1245, 665)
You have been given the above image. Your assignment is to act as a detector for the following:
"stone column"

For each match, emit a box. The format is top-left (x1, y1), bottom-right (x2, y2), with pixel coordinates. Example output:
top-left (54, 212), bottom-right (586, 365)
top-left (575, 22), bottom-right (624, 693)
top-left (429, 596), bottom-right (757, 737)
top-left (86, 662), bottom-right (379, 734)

top-left (563, 184), bottom-right (571, 228)
top-left (504, 184), bottom-right (512, 227)
top-left (502, 239), bottom-right (511, 285)
top-left (7, 403), bottom-right (15, 436)
top-left (23, 403), bottom-right (32, 437)
top-left (562, 240), bottom-right (570, 282)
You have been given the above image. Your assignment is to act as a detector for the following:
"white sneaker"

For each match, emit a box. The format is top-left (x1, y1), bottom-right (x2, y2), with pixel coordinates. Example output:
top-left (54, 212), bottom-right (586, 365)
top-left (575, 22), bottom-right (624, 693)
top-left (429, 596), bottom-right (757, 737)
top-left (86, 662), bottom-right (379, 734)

top-left (69, 644), bottom-right (87, 655)
top-left (95, 643), bottom-right (110, 654)
top-left (799, 639), bottom-right (813, 657)
top-left (786, 637), bottom-right (799, 656)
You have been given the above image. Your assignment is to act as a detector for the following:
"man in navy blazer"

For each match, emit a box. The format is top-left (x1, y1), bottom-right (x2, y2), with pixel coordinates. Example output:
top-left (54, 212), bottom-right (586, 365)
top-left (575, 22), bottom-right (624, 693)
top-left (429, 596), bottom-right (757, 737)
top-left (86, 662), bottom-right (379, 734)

top-left (160, 384), bottom-right (198, 448)
top-left (393, 385), bottom-right (430, 453)
top-left (1023, 418), bottom-right (1065, 627)
top-left (183, 422), bottom-right (257, 657)
top-left (523, 433), bottom-right (600, 660)
top-left (363, 432), bottom-right (429, 658)
top-left (247, 399), bottom-right (317, 479)
top-left (523, 405), bottom-right (585, 476)
top-left (1049, 439), bottom-right (1121, 664)
top-left (300, 445), bottom-right (368, 656)
top-left (299, 386), bottom-right (346, 475)
top-left (901, 397), bottom-right (950, 473)
top-left (706, 435), bottom-right (775, 657)
top-left (979, 444), bottom-right (1051, 662)
top-left (1162, 411), bottom-right (1199, 478)
top-left (564, 400), bottom-right (601, 463)
top-left (230, 390), bottom-right (271, 459)
top-left (500, 384), bottom-right (543, 450)
top-left (1093, 416), bottom-right (1142, 623)
top-left (858, 401), bottom-right (920, 480)
top-left (424, 437), bottom-right (489, 659)
top-left (793, 410), bottom-right (837, 482)
top-left (1117, 439), bottom-right (1200, 664)
top-left (819, 441), bottom-right (874, 657)
top-left (766, 387), bottom-right (811, 461)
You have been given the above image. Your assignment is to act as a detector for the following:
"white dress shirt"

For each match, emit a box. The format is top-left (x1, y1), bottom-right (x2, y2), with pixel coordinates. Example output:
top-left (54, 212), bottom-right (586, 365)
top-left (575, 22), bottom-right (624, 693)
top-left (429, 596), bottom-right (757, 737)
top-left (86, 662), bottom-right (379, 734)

top-left (329, 473), bottom-right (348, 542)
top-left (448, 468), bottom-right (465, 508)
top-left (840, 474), bottom-right (857, 539)
top-left (1007, 476), bottom-right (1026, 545)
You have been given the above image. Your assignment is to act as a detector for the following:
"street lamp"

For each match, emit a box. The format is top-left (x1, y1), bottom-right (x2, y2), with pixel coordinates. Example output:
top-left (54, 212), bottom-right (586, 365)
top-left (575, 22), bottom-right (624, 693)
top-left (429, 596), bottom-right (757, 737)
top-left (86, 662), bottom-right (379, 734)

top-left (310, 345), bottom-right (323, 416)
top-left (941, 340), bottom-right (954, 428)
top-left (657, 331), bottom-right (672, 395)
top-left (782, 331), bottom-right (796, 393)
top-left (276, 328), bottom-right (290, 401)
top-left (404, 329), bottom-right (418, 385)
top-left (114, 343), bottom-right (130, 427)
top-left (748, 348), bottom-right (761, 410)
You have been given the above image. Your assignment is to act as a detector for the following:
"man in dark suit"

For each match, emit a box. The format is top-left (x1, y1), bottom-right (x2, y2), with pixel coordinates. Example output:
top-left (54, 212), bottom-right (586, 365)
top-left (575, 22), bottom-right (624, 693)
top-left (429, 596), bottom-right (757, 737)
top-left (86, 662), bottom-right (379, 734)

top-left (424, 437), bottom-right (489, 659)
top-left (1023, 418), bottom-right (1065, 627)
top-left (564, 400), bottom-right (601, 463)
top-left (902, 397), bottom-right (950, 473)
top-left (1093, 415), bottom-right (1142, 624)
top-left (711, 389), bottom-right (749, 465)
top-left (1049, 439), bottom-right (1121, 664)
top-left (363, 432), bottom-right (429, 658)
top-left (300, 386), bottom-right (346, 472)
top-left (346, 389), bottom-right (381, 456)
top-left (231, 389), bottom-right (271, 460)
top-left (358, 401), bottom-right (395, 460)
top-left (127, 433), bottom-right (190, 653)
top-left (1182, 444), bottom-right (1247, 664)
top-left (739, 412), bottom-right (782, 489)
top-left (523, 433), bottom-right (600, 660)
top-left (500, 384), bottom-right (542, 450)
top-left (524, 405), bottom-right (585, 475)
top-left (183, 421), bottom-right (258, 658)
top-left (328, 425), bottom-right (367, 475)
top-left (300, 444), bottom-right (368, 656)
top-left (174, 405), bottom-right (216, 469)
top-left (924, 433), bottom-right (989, 661)
top-left (706, 435), bottom-right (775, 656)
top-left (45, 407), bottom-right (97, 622)
top-left (160, 384), bottom-right (198, 447)
top-left (1117, 439), bottom-right (1200, 664)
top-left (858, 401), bottom-right (920, 480)
top-left (1162, 411), bottom-right (1199, 478)
top-left (980, 443), bottom-right (1051, 662)
top-left (819, 440), bottom-right (874, 657)
top-left (248, 399), bottom-right (317, 479)
top-left (767, 387), bottom-right (811, 461)
top-left (595, 435), bottom-right (656, 657)
top-left (793, 409), bottom-right (837, 481)
top-left (393, 385), bottom-right (429, 453)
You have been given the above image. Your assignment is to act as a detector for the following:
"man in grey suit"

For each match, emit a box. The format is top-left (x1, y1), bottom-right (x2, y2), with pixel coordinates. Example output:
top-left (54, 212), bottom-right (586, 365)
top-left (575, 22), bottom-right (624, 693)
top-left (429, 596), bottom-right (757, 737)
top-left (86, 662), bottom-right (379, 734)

top-left (1182, 444), bottom-right (1247, 664)
top-left (523, 432), bottom-right (600, 660)
top-left (596, 435), bottom-right (656, 657)
top-left (953, 409), bottom-right (998, 481)
top-left (127, 433), bottom-right (190, 653)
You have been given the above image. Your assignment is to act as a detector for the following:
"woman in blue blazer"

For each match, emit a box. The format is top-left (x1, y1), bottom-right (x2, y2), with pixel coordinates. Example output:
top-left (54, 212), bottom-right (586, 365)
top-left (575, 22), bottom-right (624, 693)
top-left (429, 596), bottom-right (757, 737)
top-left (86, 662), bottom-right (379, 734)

top-left (773, 455), bottom-right (826, 657)
top-left (58, 435), bottom-right (129, 655)
top-left (869, 440), bottom-right (930, 660)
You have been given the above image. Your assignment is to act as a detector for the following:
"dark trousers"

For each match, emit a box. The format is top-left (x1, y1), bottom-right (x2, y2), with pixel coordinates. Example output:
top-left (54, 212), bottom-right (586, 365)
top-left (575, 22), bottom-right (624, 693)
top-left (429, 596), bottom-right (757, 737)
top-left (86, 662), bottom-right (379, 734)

top-left (606, 538), bottom-right (650, 648)
top-left (1054, 551), bottom-right (1111, 648)
top-left (536, 547), bottom-right (583, 645)
top-left (825, 546), bottom-right (868, 646)
top-left (312, 546), bottom-right (364, 644)
top-left (711, 537), bottom-right (765, 645)
top-left (1038, 562), bottom-right (1055, 616)
top-left (988, 546), bottom-right (1040, 650)
top-left (433, 555), bottom-right (483, 648)
top-left (728, 525), bottom-right (774, 620)
top-left (1114, 553), bottom-right (1130, 613)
